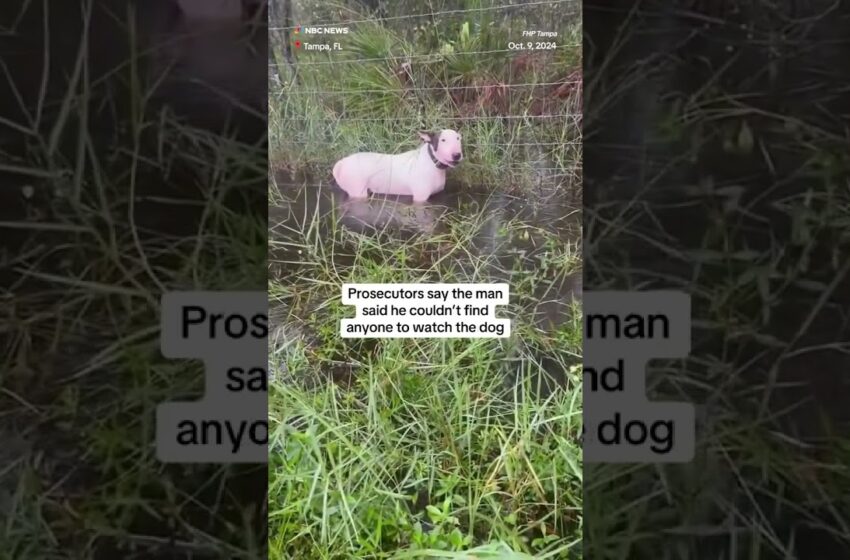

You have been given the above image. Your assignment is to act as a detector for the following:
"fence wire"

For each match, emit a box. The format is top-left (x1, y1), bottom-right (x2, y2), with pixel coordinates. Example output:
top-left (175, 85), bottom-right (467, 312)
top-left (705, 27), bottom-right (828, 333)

top-left (279, 114), bottom-right (579, 122)
top-left (275, 80), bottom-right (579, 95)
top-left (283, 140), bottom-right (580, 147)
top-left (269, 45), bottom-right (576, 67)
top-left (269, 0), bottom-right (579, 31)
top-left (271, 1), bottom-right (582, 171)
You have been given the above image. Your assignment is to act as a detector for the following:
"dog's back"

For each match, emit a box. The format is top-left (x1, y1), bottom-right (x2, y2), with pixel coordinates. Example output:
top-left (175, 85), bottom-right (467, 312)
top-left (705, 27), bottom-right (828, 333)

top-left (334, 149), bottom-right (420, 197)
top-left (332, 130), bottom-right (459, 202)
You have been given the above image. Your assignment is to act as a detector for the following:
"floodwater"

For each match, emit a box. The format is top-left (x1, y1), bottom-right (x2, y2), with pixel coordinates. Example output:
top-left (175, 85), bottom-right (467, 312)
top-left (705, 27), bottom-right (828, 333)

top-left (584, 2), bottom-right (850, 556)
top-left (270, 170), bottom-right (582, 393)
top-left (271, 171), bottom-right (581, 306)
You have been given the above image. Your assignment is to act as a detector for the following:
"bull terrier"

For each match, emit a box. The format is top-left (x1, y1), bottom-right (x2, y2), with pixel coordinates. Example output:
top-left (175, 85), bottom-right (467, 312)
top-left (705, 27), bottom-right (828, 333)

top-left (332, 129), bottom-right (463, 203)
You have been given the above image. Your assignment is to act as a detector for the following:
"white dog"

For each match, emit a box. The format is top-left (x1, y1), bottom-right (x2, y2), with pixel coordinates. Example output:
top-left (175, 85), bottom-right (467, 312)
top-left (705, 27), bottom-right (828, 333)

top-left (332, 129), bottom-right (463, 203)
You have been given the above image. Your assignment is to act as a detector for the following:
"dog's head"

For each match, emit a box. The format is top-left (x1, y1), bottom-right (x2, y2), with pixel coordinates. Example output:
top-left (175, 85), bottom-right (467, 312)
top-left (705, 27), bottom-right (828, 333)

top-left (418, 129), bottom-right (463, 168)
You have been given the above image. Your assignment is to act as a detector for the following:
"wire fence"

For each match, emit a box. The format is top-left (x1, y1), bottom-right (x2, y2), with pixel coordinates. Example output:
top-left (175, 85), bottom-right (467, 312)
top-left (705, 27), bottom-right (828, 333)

top-left (279, 114), bottom-right (580, 122)
top-left (271, 1), bottom-right (582, 179)
top-left (269, 0), bottom-right (580, 31)
top-left (282, 140), bottom-right (581, 147)
top-left (269, 45), bottom-right (577, 67)
top-left (275, 80), bottom-right (579, 95)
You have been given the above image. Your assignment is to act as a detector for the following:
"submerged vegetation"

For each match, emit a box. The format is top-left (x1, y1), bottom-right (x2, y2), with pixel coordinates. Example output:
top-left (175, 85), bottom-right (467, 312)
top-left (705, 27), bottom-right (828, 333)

top-left (268, 0), bottom-right (583, 557)
top-left (584, 2), bottom-right (850, 558)
top-left (269, 186), bottom-right (582, 557)
top-left (1, 2), bottom-right (267, 557)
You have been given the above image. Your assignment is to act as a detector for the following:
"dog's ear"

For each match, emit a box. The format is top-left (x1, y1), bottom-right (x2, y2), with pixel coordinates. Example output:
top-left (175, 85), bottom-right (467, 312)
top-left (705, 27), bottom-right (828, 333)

top-left (417, 131), bottom-right (433, 143)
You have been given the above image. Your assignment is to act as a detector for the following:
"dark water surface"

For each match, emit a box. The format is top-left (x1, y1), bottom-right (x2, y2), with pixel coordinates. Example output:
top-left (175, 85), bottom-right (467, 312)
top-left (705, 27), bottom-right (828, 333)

top-left (271, 171), bottom-right (582, 306)
top-left (270, 171), bottom-right (582, 395)
top-left (585, 1), bottom-right (850, 557)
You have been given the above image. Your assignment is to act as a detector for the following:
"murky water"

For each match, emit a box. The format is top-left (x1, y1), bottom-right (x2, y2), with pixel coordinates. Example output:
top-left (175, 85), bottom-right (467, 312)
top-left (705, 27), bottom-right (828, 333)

top-left (584, 2), bottom-right (850, 556)
top-left (270, 170), bottom-right (582, 395)
top-left (271, 172), bottom-right (581, 294)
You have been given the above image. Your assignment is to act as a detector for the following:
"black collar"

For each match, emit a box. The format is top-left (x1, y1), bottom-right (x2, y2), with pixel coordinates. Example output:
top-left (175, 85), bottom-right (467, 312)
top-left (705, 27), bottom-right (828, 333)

top-left (427, 145), bottom-right (450, 169)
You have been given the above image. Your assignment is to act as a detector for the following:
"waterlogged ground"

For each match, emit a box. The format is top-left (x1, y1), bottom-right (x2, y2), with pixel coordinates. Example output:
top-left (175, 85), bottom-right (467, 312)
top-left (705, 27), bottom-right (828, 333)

top-left (270, 172), bottom-right (582, 369)
top-left (268, 172), bottom-right (583, 558)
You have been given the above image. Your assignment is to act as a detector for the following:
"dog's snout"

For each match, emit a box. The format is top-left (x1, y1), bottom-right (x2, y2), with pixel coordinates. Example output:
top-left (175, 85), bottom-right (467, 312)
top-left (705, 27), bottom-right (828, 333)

top-left (452, 152), bottom-right (462, 161)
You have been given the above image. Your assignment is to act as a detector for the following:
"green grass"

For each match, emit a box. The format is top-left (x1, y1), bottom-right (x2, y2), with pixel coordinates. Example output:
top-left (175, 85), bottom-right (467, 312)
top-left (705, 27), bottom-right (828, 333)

top-left (582, 3), bottom-right (850, 558)
top-left (268, 189), bottom-right (583, 558)
top-left (0, 7), bottom-right (268, 557)
top-left (268, 3), bottom-right (583, 557)
top-left (269, 1), bottom-right (582, 195)
top-left (1, 119), bottom-right (268, 559)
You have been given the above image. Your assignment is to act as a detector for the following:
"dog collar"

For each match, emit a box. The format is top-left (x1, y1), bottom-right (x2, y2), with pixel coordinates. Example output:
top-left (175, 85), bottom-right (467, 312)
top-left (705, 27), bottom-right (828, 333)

top-left (427, 145), bottom-right (450, 169)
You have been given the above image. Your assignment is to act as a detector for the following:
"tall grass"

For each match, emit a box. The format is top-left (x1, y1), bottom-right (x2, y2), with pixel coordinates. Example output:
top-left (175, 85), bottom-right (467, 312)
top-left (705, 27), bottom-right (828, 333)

top-left (269, 1), bottom-right (582, 193)
top-left (269, 185), bottom-right (583, 557)
top-left (1, 4), bottom-right (267, 557)
top-left (268, 2), bottom-right (584, 557)
top-left (583, 2), bottom-right (850, 558)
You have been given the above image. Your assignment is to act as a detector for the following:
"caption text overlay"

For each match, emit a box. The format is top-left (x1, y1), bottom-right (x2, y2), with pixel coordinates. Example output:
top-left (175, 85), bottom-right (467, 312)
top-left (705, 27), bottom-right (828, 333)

top-left (157, 292), bottom-right (268, 463)
top-left (583, 291), bottom-right (695, 463)
top-left (340, 283), bottom-right (511, 338)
